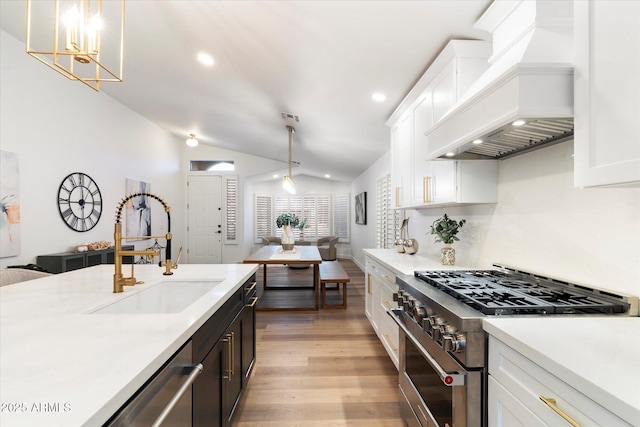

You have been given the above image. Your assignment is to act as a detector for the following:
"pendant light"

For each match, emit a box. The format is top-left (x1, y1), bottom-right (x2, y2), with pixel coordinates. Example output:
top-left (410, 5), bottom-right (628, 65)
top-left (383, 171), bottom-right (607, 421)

top-left (25, 0), bottom-right (125, 92)
top-left (282, 125), bottom-right (296, 194)
top-left (186, 133), bottom-right (198, 147)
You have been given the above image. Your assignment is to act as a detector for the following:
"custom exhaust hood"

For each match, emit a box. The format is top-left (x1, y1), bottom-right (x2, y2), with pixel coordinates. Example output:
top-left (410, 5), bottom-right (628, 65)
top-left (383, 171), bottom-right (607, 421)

top-left (427, 0), bottom-right (575, 160)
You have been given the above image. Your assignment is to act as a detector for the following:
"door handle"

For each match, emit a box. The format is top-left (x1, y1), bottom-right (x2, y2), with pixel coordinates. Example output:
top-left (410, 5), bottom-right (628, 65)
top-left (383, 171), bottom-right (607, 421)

top-left (150, 363), bottom-right (203, 427)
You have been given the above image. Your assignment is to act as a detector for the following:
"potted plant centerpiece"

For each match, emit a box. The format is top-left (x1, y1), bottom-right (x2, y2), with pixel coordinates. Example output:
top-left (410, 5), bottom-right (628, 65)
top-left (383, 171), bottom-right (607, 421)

top-left (276, 212), bottom-right (300, 250)
top-left (297, 218), bottom-right (309, 241)
top-left (430, 214), bottom-right (466, 265)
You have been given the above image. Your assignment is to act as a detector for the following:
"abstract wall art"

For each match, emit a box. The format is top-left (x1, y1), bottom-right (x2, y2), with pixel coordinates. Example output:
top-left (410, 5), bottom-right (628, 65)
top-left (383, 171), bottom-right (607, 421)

top-left (0, 150), bottom-right (20, 258)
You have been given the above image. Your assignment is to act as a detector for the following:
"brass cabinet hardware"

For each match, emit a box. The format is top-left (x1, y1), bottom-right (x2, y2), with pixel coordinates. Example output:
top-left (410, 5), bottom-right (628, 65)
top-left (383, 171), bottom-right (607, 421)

top-left (383, 300), bottom-right (393, 310)
top-left (423, 176), bottom-right (432, 203)
top-left (383, 274), bottom-right (395, 285)
top-left (367, 274), bottom-right (371, 294)
top-left (395, 186), bottom-right (400, 207)
top-left (246, 296), bottom-right (258, 307)
top-left (222, 333), bottom-right (234, 381)
top-left (539, 396), bottom-right (581, 427)
top-left (229, 332), bottom-right (235, 377)
top-left (383, 334), bottom-right (399, 353)
top-left (245, 281), bottom-right (257, 292)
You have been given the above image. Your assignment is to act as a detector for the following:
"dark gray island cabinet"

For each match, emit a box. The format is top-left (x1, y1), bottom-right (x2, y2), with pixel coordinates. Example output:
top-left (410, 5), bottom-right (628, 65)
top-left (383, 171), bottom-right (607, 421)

top-left (192, 273), bottom-right (257, 427)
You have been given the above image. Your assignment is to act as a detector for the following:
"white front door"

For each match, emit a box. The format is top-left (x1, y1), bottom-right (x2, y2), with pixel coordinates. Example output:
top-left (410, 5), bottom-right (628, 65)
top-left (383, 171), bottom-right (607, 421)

top-left (187, 175), bottom-right (222, 263)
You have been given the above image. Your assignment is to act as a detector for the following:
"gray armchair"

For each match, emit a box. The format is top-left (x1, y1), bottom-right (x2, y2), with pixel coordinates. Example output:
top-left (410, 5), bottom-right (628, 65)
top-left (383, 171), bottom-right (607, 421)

top-left (317, 236), bottom-right (339, 261)
top-left (261, 236), bottom-right (281, 246)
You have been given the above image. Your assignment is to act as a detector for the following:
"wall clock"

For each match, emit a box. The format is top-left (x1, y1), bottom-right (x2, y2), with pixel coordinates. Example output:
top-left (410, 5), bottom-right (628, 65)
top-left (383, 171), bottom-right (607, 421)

top-left (57, 172), bottom-right (102, 232)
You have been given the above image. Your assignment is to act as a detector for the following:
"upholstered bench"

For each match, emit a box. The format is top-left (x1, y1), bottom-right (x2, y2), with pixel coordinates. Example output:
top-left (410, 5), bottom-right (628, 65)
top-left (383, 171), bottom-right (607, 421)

top-left (319, 261), bottom-right (350, 309)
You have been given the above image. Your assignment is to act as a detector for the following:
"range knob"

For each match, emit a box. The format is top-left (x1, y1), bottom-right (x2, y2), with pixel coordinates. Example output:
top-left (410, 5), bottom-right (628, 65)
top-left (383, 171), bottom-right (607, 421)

top-left (403, 297), bottom-right (415, 311)
top-left (442, 333), bottom-right (467, 353)
top-left (412, 304), bottom-right (428, 322)
top-left (393, 290), bottom-right (404, 302)
top-left (428, 316), bottom-right (446, 340)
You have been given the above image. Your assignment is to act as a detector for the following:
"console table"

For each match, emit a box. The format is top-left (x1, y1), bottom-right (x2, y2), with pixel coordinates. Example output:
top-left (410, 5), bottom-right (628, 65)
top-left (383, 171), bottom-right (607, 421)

top-left (37, 246), bottom-right (134, 274)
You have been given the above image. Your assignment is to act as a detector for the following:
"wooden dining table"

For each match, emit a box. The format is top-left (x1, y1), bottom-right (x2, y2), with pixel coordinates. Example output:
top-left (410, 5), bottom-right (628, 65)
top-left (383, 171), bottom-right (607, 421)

top-left (243, 245), bottom-right (323, 311)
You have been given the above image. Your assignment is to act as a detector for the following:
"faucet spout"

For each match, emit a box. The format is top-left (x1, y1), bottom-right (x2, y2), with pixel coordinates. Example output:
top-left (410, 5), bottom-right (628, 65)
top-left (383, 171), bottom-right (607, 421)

top-left (112, 192), bottom-right (175, 293)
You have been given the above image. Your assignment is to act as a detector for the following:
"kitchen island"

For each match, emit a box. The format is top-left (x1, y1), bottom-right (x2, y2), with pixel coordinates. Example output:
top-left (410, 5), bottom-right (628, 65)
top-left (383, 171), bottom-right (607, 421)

top-left (0, 263), bottom-right (258, 426)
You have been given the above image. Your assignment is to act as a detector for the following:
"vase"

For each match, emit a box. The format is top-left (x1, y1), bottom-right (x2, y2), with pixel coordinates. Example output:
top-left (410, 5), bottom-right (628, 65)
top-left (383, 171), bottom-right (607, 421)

top-left (441, 244), bottom-right (455, 265)
top-left (281, 225), bottom-right (295, 251)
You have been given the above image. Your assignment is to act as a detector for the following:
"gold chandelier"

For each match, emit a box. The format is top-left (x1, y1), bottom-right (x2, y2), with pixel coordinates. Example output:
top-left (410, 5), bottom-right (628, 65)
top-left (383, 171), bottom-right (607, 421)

top-left (26, 0), bottom-right (125, 91)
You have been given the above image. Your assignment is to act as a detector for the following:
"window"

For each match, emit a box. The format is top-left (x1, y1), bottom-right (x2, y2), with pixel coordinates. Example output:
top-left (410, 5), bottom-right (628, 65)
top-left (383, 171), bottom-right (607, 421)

top-left (376, 174), bottom-right (401, 248)
top-left (189, 160), bottom-right (235, 171)
top-left (255, 194), bottom-right (349, 243)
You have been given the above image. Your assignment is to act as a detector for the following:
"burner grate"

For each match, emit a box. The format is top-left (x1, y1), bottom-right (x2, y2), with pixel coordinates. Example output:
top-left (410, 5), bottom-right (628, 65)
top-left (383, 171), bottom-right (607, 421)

top-left (414, 269), bottom-right (630, 315)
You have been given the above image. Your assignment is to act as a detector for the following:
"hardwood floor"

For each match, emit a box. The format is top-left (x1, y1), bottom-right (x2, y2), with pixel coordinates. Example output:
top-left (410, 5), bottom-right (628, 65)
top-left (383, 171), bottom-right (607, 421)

top-left (232, 259), bottom-right (405, 426)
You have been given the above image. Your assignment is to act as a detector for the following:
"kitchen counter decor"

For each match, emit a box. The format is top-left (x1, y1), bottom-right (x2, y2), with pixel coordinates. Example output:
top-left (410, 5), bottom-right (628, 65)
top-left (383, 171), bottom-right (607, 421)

top-left (430, 213), bottom-right (465, 265)
top-left (403, 218), bottom-right (419, 255)
top-left (276, 212), bottom-right (299, 251)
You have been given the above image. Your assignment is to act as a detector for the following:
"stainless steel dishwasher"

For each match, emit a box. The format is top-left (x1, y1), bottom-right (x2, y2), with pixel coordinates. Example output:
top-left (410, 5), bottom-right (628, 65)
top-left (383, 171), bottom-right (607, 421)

top-left (105, 341), bottom-right (203, 427)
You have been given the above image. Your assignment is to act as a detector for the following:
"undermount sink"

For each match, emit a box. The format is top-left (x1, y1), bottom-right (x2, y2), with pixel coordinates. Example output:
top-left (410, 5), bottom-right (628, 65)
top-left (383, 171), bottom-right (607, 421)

top-left (91, 280), bottom-right (224, 314)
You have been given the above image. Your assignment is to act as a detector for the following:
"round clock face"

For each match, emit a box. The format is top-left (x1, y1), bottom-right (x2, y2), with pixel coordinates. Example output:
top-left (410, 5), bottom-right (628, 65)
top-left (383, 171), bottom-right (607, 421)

top-left (57, 172), bottom-right (103, 232)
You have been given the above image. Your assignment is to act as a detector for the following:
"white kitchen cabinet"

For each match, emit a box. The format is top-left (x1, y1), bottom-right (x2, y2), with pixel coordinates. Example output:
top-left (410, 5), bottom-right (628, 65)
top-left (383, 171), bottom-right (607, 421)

top-left (390, 112), bottom-right (413, 208)
top-left (389, 39), bottom-right (494, 208)
top-left (365, 255), bottom-right (399, 369)
top-left (574, 0), bottom-right (640, 187)
top-left (410, 159), bottom-right (497, 208)
top-left (488, 336), bottom-right (632, 427)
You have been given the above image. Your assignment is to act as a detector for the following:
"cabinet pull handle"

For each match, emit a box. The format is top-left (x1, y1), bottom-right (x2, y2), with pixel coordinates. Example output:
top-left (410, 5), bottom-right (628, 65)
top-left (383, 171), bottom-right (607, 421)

top-left (223, 333), bottom-right (233, 381)
top-left (246, 296), bottom-right (258, 307)
top-left (245, 281), bottom-right (257, 292)
top-left (151, 363), bottom-right (203, 427)
top-left (383, 334), bottom-right (398, 353)
top-left (367, 275), bottom-right (371, 294)
top-left (539, 396), bottom-right (581, 427)
top-left (229, 332), bottom-right (235, 378)
top-left (423, 176), bottom-right (432, 203)
top-left (383, 300), bottom-right (393, 310)
top-left (395, 186), bottom-right (400, 207)
top-left (383, 274), bottom-right (395, 285)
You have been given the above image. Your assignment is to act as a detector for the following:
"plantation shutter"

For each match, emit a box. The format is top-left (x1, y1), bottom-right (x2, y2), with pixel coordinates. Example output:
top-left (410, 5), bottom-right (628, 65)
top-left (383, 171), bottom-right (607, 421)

top-left (332, 194), bottom-right (349, 242)
top-left (255, 194), bottom-right (273, 243)
top-left (224, 176), bottom-right (238, 244)
top-left (376, 174), bottom-right (399, 249)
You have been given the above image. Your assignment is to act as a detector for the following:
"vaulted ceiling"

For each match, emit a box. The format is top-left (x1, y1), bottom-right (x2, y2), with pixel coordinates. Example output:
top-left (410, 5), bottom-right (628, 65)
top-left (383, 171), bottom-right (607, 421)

top-left (0, 0), bottom-right (492, 182)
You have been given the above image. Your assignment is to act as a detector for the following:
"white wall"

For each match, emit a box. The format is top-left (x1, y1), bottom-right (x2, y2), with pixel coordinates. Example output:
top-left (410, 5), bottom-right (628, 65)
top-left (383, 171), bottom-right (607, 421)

top-left (0, 30), bottom-right (183, 268)
top-left (394, 141), bottom-right (640, 297)
top-left (350, 151), bottom-right (390, 270)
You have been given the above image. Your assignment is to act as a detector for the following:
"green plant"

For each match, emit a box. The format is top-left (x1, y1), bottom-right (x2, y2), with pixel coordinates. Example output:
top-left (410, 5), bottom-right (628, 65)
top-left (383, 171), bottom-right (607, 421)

top-left (297, 218), bottom-right (309, 231)
top-left (430, 214), bottom-right (466, 244)
top-left (276, 212), bottom-right (300, 228)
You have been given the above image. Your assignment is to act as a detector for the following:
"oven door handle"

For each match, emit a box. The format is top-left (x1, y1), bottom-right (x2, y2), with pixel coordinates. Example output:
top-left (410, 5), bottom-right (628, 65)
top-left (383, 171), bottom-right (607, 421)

top-left (388, 309), bottom-right (466, 387)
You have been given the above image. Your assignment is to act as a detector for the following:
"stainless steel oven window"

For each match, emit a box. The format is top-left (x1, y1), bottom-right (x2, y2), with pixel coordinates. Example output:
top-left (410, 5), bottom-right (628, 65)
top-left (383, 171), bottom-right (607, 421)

top-left (405, 336), bottom-right (454, 426)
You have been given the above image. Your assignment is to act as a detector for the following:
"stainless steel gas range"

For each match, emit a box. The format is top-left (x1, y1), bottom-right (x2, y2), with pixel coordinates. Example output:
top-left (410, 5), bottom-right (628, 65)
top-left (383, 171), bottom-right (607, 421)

top-left (388, 264), bottom-right (638, 427)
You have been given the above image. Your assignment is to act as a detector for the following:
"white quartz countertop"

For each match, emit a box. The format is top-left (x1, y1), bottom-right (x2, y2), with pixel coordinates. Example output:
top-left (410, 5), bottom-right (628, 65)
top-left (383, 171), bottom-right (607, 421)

top-left (363, 248), bottom-right (475, 275)
top-left (484, 317), bottom-right (640, 425)
top-left (0, 263), bottom-right (258, 427)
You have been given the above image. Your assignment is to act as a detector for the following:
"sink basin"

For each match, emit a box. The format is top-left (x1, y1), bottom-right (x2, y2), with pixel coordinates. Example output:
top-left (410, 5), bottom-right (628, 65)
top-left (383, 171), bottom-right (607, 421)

top-left (91, 280), bottom-right (224, 314)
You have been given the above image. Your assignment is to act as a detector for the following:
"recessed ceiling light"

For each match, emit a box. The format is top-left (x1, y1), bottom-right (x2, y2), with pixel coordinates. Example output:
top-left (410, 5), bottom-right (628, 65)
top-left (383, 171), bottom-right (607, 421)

top-left (197, 53), bottom-right (214, 66)
top-left (273, 174), bottom-right (279, 179)
top-left (472, 139), bottom-right (483, 145)
top-left (324, 174), bottom-right (331, 178)
top-left (512, 119), bottom-right (526, 127)
top-left (445, 152), bottom-right (455, 157)
top-left (371, 93), bottom-right (386, 102)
